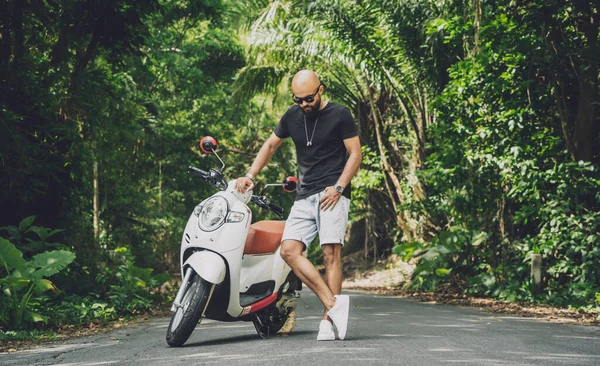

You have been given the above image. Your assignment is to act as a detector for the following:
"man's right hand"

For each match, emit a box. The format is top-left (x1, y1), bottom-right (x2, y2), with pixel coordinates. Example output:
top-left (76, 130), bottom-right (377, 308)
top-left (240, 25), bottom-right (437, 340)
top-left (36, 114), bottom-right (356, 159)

top-left (235, 176), bottom-right (255, 193)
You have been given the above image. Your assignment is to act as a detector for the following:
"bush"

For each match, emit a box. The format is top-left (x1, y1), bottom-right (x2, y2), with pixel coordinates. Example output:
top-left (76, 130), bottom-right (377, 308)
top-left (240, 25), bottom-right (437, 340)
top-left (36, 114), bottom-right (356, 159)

top-left (97, 246), bottom-right (171, 315)
top-left (0, 217), bottom-right (76, 329)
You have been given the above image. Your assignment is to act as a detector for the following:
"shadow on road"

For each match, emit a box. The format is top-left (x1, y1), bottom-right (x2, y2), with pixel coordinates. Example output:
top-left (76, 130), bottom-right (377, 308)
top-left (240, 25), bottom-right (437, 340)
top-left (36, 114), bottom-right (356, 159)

top-left (183, 330), bottom-right (314, 347)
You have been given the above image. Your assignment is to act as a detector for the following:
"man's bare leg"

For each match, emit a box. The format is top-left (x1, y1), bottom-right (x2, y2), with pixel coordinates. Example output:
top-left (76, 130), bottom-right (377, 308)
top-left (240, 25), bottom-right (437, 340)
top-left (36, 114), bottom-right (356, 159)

top-left (280, 239), bottom-right (337, 310)
top-left (321, 243), bottom-right (342, 320)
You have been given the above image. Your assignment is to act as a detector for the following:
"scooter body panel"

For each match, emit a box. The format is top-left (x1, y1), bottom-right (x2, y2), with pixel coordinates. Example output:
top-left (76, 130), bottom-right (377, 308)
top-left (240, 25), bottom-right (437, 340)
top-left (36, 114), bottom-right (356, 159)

top-left (183, 251), bottom-right (226, 284)
top-left (270, 246), bottom-right (293, 293)
top-left (179, 190), bottom-right (252, 279)
top-left (239, 254), bottom-right (276, 293)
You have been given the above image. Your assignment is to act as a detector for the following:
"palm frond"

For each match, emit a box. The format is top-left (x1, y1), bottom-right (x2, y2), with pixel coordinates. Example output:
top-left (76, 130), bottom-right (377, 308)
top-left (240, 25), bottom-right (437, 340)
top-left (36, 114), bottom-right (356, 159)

top-left (230, 65), bottom-right (288, 103)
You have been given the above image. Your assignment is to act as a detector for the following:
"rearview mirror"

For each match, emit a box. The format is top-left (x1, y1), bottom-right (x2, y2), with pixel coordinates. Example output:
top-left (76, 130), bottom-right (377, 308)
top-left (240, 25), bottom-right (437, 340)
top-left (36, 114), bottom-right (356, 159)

top-left (200, 136), bottom-right (218, 154)
top-left (282, 176), bottom-right (298, 192)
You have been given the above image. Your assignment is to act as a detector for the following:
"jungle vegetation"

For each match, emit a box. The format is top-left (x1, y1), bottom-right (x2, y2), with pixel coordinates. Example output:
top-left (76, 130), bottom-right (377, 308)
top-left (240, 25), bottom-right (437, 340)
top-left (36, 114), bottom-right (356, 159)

top-left (1, 0), bottom-right (598, 333)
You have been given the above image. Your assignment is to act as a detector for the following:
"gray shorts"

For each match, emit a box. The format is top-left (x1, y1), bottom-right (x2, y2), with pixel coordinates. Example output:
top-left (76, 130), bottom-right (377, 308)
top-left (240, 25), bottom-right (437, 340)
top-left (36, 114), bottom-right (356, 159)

top-left (281, 191), bottom-right (350, 247)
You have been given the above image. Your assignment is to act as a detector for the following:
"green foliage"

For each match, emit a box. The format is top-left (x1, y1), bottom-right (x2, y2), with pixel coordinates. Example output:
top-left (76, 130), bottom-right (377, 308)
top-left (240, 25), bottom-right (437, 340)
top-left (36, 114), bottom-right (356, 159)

top-left (98, 247), bottom-right (170, 315)
top-left (0, 218), bottom-right (76, 329)
top-left (1, 0), bottom-right (598, 327)
top-left (41, 295), bottom-right (117, 327)
top-left (394, 228), bottom-right (487, 291)
top-left (0, 216), bottom-right (67, 259)
top-left (405, 0), bottom-right (600, 309)
top-left (0, 330), bottom-right (58, 342)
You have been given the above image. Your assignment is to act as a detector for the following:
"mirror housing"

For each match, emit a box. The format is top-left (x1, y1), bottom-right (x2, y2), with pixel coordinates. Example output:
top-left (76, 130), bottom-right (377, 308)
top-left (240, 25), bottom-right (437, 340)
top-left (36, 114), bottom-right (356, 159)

top-left (282, 176), bottom-right (298, 192)
top-left (200, 136), bottom-right (218, 154)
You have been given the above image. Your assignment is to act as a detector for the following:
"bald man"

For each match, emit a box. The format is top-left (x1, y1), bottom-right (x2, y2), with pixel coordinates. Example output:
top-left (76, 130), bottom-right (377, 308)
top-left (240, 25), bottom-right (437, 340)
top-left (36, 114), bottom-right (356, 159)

top-left (236, 70), bottom-right (362, 341)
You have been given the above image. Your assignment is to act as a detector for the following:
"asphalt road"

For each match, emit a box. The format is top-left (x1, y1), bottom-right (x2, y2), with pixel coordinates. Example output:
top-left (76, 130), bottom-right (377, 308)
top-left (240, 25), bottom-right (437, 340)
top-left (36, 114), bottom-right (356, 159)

top-left (3, 290), bottom-right (600, 365)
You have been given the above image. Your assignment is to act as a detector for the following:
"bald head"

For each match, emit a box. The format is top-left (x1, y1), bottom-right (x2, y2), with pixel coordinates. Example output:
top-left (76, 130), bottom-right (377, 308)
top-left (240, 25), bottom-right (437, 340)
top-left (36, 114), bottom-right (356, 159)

top-left (291, 70), bottom-right (321, 96)
top-left (291, 70), bottom-right (326, 116)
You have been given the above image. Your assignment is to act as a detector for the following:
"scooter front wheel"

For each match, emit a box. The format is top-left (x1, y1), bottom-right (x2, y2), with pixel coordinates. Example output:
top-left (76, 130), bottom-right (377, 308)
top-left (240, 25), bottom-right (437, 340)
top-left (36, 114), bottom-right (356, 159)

top-left (166, 271), bottom-right (213, 347)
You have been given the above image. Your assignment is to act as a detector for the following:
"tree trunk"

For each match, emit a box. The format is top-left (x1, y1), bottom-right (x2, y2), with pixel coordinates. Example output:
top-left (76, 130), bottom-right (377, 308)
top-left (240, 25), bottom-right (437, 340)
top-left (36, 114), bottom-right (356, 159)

top-left (571, 15), bottom-right (599, 162)
top-left (71, 32), bottom-right (100, 89)
top-left (158, 160), bottom-right (163, 209)
top-left (0, 1), bottom-right (12, 67)
top-left (545, 6), bottom-right (599, 163)
top-left (10, 0), bottom-right (24, 70)
top-left (364, 193), bottom-right (369, 260)
top-left (93, 159), bottom-right (100, 240)
top-left (369, 95), bottom-right (413, 239)
top-left (92, 133), bottom-right (100, 241)
top-left (473, 0), bottom-right (482, 55)
top-left (51, 23), bottom-right (70, 68)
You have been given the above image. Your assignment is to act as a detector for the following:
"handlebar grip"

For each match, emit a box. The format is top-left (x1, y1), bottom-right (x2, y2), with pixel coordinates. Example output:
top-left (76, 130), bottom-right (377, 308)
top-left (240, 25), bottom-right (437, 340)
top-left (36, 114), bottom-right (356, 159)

top-left (271, 204), bottom-right (284, 215)
top-left (188, 166), bottom-right (208, 177)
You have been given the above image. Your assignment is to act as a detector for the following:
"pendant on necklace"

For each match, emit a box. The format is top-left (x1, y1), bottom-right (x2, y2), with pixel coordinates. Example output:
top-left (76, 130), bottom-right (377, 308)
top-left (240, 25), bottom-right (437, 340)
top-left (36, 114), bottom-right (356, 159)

top-left (304, 114), bottom-right (319, 148)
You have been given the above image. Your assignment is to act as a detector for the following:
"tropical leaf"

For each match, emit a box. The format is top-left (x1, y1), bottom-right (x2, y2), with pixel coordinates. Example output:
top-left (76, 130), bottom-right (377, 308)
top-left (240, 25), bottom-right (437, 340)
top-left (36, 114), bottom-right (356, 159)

top-left (130, 266), bottom-right (154, 284)
top-left (18, 216), bottom-right (36, 233)
top-left (0, 226), bottom-right (20, 241)
top-left (471, 231), bottom-right (489, 247)
top-left (435, 268), bottom-right (451, 276)
top-left (34, 279), bottom-right (58, 294)
top-left (26, 226), bottom-right (65, 242)
top-left (30, 250), bottom-right (76, 280)
top-left (24, 311), bottom-right (48, 324)
top-left (231, 65), bottom-right (288, 103)
top-left (0, 237), bottom-right (27, 273)
top-left (0, 277), bottom-right (31, 289)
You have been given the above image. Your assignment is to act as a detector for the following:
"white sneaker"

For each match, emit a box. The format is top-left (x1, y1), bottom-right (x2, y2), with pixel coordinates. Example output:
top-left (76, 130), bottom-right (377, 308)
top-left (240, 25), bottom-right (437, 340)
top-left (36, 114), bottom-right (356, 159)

top-left (327, 294), bottom-right (349, 340)
top-left (317, 320), bottom-right (335, 341)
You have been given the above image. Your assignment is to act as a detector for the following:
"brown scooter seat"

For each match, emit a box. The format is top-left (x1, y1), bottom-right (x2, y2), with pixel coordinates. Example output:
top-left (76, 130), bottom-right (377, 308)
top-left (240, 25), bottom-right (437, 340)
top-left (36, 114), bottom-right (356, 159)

top-left (244, 220), bottom-right (286, 255)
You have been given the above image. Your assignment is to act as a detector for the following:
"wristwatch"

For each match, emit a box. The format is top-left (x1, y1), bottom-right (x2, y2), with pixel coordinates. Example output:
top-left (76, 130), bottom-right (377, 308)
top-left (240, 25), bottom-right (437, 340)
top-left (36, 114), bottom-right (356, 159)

top-left (245, 173), bottom-right (256, 183)
top-left (334, 184), bottom-right (344, 194)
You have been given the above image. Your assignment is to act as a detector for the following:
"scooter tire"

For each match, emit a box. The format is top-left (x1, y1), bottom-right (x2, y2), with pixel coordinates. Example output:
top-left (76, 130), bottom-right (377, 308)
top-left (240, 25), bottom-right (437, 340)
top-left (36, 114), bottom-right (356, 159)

top-left (166, 272), bottom-right (213, 347)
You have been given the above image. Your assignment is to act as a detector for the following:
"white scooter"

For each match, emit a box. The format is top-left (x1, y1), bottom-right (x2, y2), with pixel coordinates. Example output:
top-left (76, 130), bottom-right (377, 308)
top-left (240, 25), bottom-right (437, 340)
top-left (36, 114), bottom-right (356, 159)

top-left (166, 136), bottom-right (301, 347)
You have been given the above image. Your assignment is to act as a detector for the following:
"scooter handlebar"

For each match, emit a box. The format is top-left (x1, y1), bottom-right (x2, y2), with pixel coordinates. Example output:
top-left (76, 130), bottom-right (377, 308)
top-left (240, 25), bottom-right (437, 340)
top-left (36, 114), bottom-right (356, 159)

top-left (251, 195), bottom-right (285, 218)
top-left (270, 204), bottom-right (284, 215)
top-left (188, 166), bottom-right (208, 178)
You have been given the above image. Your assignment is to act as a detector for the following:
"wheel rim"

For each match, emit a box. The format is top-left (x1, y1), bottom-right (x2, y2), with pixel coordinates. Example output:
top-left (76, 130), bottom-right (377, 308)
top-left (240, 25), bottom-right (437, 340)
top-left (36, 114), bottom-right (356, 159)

top-left (170, 280), bottom-right (198, 332)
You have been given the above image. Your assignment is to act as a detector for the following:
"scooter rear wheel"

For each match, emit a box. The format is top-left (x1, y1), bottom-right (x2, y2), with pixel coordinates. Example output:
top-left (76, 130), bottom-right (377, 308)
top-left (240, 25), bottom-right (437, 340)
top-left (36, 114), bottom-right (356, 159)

top-left (166, 271), bottom-right (213, 347)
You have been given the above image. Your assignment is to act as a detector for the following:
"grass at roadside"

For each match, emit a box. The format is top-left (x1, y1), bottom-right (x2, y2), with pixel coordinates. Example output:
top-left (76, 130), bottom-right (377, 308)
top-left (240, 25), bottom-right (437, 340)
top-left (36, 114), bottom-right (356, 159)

top-left (0, 309), bottom-right (172, 353)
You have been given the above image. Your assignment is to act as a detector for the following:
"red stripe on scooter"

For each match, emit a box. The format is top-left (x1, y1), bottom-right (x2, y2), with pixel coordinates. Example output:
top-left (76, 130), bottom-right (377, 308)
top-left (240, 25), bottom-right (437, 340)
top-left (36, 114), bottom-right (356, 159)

top-left (243, 293), bottom-right (277, 315)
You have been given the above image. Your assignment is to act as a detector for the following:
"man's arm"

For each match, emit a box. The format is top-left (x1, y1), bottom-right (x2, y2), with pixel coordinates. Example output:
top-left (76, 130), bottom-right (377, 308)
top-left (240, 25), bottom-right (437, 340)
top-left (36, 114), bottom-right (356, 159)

top-left (247, 132), bottom-right (285, 177)
top-left (336, 135), bottom-right (362, 189)
top-left (236, 132), bottom-right (284, 193)
top-left (320, 135), bottom-right (362, 210)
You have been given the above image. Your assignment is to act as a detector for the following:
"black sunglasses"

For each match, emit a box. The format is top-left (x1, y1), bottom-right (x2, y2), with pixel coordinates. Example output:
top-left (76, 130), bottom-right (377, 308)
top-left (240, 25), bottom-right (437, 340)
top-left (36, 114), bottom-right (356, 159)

top-left (292, 85), bottom-right (322, 104)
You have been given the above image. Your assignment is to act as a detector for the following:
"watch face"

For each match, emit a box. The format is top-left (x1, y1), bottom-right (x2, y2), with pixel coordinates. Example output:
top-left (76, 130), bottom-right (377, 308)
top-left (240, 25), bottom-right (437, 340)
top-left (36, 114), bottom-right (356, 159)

top-left (335, 185), bottom-right (343, 193)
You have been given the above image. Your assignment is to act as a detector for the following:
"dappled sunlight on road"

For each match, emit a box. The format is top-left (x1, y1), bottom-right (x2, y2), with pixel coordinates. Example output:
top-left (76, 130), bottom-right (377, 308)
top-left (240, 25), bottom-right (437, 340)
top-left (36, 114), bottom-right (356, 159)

top-left (552, 335), bottom-right (600, 340)
top-left (3, 291), bottom-right (599, 365)
top-left (52, 362), bottom-right (119, 366)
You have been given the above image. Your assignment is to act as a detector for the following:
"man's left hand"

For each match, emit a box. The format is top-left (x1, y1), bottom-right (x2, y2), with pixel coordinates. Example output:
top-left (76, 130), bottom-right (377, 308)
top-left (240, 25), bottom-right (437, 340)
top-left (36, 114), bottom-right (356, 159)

top-left (320, 186), bottom-right (342, 211)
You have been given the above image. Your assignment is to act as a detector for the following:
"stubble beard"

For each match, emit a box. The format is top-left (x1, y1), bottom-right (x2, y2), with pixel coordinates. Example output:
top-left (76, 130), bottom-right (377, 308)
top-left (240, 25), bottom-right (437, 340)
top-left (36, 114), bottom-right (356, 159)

top-left (302, 99), bottom-right (321, 119)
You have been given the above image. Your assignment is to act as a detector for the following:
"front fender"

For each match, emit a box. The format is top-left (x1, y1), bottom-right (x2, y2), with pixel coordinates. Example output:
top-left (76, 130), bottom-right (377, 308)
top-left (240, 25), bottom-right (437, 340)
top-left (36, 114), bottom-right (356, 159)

top-left (184, 251), bottom-right (226, 284)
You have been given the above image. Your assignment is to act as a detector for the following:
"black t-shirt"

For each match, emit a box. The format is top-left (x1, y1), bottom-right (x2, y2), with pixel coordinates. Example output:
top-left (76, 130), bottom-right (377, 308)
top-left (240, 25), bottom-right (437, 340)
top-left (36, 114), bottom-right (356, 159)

top-left (274, 102), bottom-right (358, 200)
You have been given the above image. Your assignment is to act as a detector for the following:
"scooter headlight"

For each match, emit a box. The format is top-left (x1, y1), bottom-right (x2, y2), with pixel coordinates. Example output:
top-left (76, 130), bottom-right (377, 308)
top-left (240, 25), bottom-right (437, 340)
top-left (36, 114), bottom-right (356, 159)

top-left (198, 196), bottom-right (228, 231)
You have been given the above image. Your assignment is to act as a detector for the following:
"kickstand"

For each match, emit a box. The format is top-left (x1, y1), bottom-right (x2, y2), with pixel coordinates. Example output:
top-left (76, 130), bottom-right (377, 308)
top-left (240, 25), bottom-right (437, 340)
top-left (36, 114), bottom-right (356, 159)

top-left (252, 313), bottom-right (270, 339)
